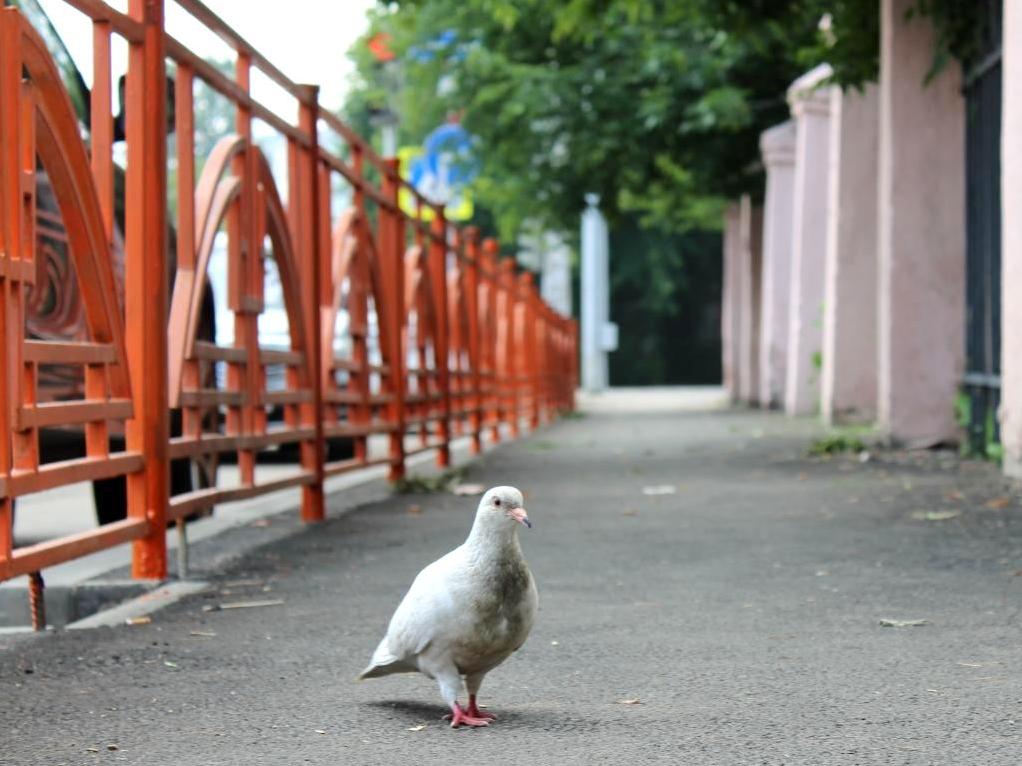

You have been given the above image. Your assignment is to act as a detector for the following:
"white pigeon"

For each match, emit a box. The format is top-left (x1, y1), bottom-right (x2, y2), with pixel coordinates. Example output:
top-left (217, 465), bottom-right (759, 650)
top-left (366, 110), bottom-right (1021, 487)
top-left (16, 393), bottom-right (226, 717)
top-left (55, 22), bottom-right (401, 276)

top-left (359, 485), bottom-right (537, 728)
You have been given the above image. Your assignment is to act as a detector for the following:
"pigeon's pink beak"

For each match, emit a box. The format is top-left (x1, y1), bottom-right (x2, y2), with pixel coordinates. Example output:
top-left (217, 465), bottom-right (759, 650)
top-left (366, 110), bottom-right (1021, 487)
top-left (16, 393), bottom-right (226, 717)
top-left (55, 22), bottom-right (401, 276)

top-left (510, 507), bottom-right (532, 529)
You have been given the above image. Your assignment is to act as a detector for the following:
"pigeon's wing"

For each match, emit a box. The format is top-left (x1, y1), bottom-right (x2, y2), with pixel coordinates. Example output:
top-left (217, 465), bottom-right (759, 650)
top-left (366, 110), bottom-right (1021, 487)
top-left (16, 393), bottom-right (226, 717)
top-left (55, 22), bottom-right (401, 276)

top-left (359, 548), bottom-right (464, 678)
top-left (513, 571), bottom-right (539, 652)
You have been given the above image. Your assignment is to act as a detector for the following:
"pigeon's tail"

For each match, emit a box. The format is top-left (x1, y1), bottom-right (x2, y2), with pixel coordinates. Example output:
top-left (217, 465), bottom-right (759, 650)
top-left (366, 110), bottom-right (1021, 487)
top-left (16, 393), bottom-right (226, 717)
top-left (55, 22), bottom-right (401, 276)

top-left (358, 639), bottom-right (417, 680)
top-left (358, 657), bottom-right (418, 680)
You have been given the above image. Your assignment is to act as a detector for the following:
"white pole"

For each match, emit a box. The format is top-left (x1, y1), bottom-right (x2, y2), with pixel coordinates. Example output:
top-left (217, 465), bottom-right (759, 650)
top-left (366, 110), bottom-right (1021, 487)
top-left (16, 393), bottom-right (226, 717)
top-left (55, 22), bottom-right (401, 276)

top-left (581, 194), bottom-right (610, 391)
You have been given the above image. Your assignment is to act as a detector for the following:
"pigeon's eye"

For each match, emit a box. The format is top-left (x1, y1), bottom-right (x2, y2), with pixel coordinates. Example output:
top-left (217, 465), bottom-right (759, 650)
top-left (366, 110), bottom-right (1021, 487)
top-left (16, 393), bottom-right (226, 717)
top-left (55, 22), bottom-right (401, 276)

top-left (494, 498), bottom-right (501, 507)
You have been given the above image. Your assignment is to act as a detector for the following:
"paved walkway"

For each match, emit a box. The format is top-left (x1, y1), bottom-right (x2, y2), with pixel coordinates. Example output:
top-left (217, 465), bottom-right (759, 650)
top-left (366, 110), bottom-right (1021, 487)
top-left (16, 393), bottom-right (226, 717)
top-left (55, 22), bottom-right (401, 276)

top-left (3, 392), bottom-right (1022, 764)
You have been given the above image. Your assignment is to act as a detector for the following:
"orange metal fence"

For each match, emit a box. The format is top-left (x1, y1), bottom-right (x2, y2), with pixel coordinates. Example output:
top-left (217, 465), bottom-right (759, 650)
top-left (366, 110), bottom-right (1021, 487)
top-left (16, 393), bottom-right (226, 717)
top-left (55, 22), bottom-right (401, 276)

top-left (0, 0), bottom-right (577, 617)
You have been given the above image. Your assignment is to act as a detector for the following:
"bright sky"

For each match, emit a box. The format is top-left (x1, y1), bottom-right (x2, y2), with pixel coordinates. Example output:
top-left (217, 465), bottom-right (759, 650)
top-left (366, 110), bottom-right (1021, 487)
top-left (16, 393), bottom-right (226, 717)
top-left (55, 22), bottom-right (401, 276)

top-left (37, 0), bottom-right (375, 116)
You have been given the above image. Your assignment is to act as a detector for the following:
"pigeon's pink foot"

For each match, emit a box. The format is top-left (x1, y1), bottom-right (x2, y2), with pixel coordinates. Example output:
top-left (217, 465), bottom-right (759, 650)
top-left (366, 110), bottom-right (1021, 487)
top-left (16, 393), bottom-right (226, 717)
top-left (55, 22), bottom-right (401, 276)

top-left (446, 703), bottom-right (491, 728)
top-left (467, 695), bottom-right (497, 720)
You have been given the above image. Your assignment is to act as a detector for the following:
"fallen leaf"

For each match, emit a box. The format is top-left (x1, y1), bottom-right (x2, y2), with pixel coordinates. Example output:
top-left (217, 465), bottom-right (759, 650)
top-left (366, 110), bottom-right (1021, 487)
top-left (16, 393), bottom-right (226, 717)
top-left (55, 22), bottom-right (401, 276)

top-left (85, 747), bottom-right (100, 753)
top-left (189, 631), bottom-right (216, 638)
top-left (407, 504), bottom-right (423, 515)
top-left (944, 489), bottom-right (965, 502)
top-left (452, 483), bottom-right (485, 496)
top-left (622, 509), bottom-right (638, 517)
top-left (641, 485), bottom-right (675, 496)
top-left (164, 661), bottom-right (179, 668)
top-left (407, 724), bottom-right (427, 732)
top-left (910, 510), bottom-right (960, 521)
top-left (985, 496), bottom-right (1012, 510)
top-left (314, 729), bottom-right (326, 735)
top-left (218, 599), bottom-right (285, 610)
top-left (879, 619), bottom-right (930, 628)
top-left (618, 698), bottom-right (642, 705)
top-left (106, 745), bottom-right (119, 751)
top-left (125, 616), bottom-right (151, 626)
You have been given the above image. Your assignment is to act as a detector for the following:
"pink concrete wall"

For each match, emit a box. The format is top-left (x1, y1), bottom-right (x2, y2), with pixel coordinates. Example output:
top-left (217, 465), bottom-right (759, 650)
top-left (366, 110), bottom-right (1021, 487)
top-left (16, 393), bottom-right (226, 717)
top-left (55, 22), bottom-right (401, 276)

top-left (721, 204), bottom-right (742, 401)
top-left (821, 85), bottom-right (880, 424)
top-left (877, 0), bottom-right (965, 446)
top-left (1002, 0), bottom-right (1022, 476)
top-left (738, 196), bottom-right (763, 404)
top-left (758, 121), bottom-right (797, 408)
top-left (785, 65), bottom-right (833, 416)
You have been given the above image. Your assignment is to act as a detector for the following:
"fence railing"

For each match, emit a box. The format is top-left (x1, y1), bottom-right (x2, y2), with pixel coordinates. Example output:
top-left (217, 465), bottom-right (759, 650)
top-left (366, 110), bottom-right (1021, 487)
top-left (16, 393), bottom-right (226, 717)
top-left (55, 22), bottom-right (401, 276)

top-left (0, 0), bottom-right (577, 622)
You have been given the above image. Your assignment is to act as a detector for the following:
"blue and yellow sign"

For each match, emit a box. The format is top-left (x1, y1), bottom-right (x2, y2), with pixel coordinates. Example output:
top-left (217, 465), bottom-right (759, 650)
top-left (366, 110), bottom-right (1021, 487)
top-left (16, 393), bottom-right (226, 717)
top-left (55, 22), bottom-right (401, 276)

top-left (398, 122), bottom-right (476, 222)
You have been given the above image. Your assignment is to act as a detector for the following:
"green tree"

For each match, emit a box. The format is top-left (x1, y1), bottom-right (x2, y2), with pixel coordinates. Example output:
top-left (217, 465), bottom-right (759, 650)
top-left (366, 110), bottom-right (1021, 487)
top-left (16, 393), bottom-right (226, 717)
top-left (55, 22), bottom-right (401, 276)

top-left (344, 1), bottom-right (835, 240)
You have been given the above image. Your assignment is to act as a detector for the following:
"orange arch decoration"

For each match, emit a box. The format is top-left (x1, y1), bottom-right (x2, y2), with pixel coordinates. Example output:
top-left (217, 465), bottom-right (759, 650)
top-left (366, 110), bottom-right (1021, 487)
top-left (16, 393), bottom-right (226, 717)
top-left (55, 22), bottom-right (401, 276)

top-left (167, 134), bottom-right (312, 405)
top-left (5, 9), bottom-right (130, 398)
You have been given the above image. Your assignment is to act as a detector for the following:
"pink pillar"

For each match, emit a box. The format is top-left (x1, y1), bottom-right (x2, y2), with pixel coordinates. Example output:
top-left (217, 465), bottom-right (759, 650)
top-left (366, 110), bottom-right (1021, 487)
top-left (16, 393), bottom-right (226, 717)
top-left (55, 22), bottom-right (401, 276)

top-left (738, 196), bottom-right (763, 404)
top-left (877, 0), bottom-right (965, 446)
top-left (758, 121), bottom-right (796, 408)
top-left (821, 85), bottom-right (879, 424)
top-left (785, 65), bottom-right (834, 416)
top-left (721, 203), bottom-right (742, 401)
top-left (1002, 0), bottom-right (1022, 476)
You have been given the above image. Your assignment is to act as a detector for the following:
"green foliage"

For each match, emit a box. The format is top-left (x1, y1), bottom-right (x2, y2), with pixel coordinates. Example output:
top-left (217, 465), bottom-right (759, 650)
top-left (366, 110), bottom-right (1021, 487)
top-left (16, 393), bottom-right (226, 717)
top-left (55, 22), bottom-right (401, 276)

top-left (345, 0), bottom-right (826, 239)
top-left (393, 467), bottom-right (469, 494)
top-left (808, 433), bottom-right (867, 457)
top-left (608, 222), bottom-right (721, 385)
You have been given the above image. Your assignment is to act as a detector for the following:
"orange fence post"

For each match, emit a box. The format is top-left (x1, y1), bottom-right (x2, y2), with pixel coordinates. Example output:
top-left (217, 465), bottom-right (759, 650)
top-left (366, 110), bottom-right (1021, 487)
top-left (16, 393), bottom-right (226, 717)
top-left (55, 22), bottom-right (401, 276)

top-left (502, 259), bottom-right (520, 437)
top-left (126, 0), bottom-right (168, 579)
top-left (429, 210), bottom-right (451, 467)
top-left (296, 86), bottom-right (324, 521)
top-left (480, 239), bottom-right (500, 443)
top-left (233, 53), bottom-right (259, 490)
top-left (463, 229), bottom-right (483, 454)
top-left (518, 272), bottom-right (539, 431)
top-left (0, 12), bottom-right (22, 581)
top-left (380, 159), bottom-right (406, 480)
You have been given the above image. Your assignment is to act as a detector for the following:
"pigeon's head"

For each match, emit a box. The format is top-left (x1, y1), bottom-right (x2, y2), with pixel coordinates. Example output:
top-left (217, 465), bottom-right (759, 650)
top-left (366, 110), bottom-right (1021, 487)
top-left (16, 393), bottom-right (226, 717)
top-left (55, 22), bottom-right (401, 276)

top-left (477, 486), bottom-right (531, 531)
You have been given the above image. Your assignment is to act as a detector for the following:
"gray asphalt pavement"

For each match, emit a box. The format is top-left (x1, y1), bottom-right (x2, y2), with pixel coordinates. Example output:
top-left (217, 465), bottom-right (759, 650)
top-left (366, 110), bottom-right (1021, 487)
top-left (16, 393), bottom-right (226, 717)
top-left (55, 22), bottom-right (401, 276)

top-left (3, 402), bottom-right (1022, 765)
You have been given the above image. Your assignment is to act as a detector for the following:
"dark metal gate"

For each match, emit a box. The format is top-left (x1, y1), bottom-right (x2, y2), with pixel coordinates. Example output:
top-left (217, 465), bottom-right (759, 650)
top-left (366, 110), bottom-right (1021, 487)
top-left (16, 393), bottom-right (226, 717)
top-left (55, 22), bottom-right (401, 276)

top-left (963, 0), bottom-right (1003, 455)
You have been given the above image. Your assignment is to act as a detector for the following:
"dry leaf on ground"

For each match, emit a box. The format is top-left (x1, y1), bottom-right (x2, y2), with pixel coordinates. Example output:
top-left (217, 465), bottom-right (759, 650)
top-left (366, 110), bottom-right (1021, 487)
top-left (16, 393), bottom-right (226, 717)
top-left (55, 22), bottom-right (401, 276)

top-left (125, 616), bottom-right (151, 626)
top-left (909, 510), bottom-right (960, 521)
top-left (217, 599), bottom-right (285, 610)
top-left (407, 504), bottom-right (423, 515)
top-left (985, 496), bottom-right (1012, 510)
top-left (641, 485), bottom-right (675, 496)
top-left (407, 724), bottom-right (427, 732)
top-left (879, 618), bottom-right (930, 628)
top-left (618, 698), bottom-right (642, 705)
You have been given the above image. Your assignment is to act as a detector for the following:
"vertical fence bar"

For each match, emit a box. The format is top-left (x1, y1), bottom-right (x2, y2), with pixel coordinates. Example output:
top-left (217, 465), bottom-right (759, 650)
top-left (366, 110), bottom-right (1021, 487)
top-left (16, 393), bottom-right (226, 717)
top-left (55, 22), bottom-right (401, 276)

top-left (126, 0), bottom-right (168, 579)
top-left (501, 259), bottom-right (520, 437)
top-left (481, 238), bottom-right (500, 442)
top-left (463, 228), bottom-right (482, 453)
top-left (429, 209), bottom-right (451, 467)
top-left (531, 277), bottom-right (547, 428)
top-left (233, 53), bottom-right (258, 488)
top-left (380, 159), bottom-right (406, 480)
top-left (0, 12), bottom-right (22, 581)
top-left (297, 86), bottom-right (324, 521)
top-left (90, 21), bottom-right (113, 242)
